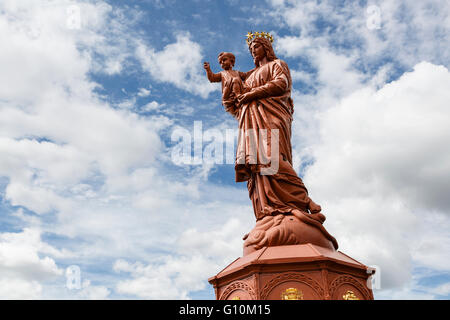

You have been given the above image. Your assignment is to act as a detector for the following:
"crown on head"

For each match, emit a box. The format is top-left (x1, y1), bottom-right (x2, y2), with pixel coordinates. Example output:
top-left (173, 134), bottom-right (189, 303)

top-left (246, 31), bottom-right (274, 46)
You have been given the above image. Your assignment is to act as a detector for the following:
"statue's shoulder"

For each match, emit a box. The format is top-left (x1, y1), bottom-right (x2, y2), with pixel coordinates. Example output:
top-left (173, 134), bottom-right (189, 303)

top-left (273, 58), bottom-right (289, 69)
top-left (271, 59), bottom-right (292, 86)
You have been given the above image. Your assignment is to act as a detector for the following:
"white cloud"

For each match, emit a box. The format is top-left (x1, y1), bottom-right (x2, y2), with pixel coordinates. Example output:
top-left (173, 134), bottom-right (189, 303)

top-left (0, 0), bottom-right (176, 298)
top-left (0, 278), bottom-right (43, 300)
top-left (136, 33), bottom-right (216, 98)
top-left (78, 280), bottom-right (111, 300)
top-left (302, 62), bottom-right (450, 290)
top-left (270, 0), bottom-right (450, 68)
top-left (374, 285), bottom-right (435, 300)
top-left (176, 218), bottom-right (248, 262)
top-left (289, 69), bottom-right (313, 83)
top-left (137, 87), bottom-right (151, 97)
top-left (113, 218), bottom-right (250, 299)
top-left (430, 282), bottom-right (450, 297)
top-left (306, 62), bottom-right (450, 210)
top-left (276, 35), bottom-right (312, 57)
top-left (412, 213), bottom-right (450, 272)
top-left (269, 2), bottom-right (450, 292)
top-left (114, 255), bottom-right (212, 299)
top-left (0, 228), bottom-right (63, 299)
top-left (0, 0), bottom-right (168, 218)
top-left (142, 101), bottom-right (164, 112)
top-left (0, 0), bottom-right (447, 300)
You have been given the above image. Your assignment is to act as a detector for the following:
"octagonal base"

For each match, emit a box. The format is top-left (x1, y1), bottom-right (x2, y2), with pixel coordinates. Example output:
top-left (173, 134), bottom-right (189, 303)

top-left (208, 244), bottom-right (374, 300)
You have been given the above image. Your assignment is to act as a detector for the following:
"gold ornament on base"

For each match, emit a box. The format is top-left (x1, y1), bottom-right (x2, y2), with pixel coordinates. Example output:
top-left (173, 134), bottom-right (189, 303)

top-left (281, 288), bottom-right (304, 300)
top-left (342, 291), bottom-right (360, 300)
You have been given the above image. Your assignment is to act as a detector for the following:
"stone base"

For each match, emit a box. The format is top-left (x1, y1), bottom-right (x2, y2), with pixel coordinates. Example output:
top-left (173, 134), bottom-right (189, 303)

top-left (208, 244), bottom-right (374, 300)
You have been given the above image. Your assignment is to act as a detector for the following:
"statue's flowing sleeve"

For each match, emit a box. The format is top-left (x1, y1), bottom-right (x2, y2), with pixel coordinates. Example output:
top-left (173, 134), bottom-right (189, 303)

top-left (236, 59), bottom-right (310, 220)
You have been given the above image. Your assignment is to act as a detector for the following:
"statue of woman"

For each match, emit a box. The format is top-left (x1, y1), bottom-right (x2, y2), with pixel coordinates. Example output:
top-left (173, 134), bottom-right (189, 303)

top-left (234, 33), bottom-right (338, 253)
top-left (235, 34), bottom-right (325, 224)
top-left (204, 33), bottom-right (338, 253)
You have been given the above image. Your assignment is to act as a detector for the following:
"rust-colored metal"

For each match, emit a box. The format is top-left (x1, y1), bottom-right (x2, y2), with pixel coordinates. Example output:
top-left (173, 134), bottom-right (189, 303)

top-left (204, 33), bottom-right (336, 252)
top-left (205, 33), bottom-right (374, 300)
top-left (208, 244), bottom-right (374, 300)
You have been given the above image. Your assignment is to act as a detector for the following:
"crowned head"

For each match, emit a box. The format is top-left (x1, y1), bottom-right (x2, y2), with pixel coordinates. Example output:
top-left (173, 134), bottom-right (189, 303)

top-left (246, 31), bottom-right (274, 46)
top-left (246, 32), bottom-right (277, 66)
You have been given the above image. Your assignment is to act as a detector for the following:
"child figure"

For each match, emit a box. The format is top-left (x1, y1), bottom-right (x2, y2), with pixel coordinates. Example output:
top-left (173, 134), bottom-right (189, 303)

top-left (204, 52), bottom-right (248, 117)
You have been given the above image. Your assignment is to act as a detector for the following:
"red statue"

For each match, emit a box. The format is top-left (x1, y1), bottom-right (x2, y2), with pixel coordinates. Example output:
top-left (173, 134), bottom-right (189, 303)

top-left (206, 33), bottom-right (374, 301)
top-left (204, 32), bottom-right (337, 254)
top-left (203, 52), bottom-right (248, 117)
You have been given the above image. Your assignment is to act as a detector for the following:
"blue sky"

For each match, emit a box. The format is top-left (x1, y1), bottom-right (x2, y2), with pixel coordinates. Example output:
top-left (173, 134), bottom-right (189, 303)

top-left (0, 0), bottom-right (449, 299)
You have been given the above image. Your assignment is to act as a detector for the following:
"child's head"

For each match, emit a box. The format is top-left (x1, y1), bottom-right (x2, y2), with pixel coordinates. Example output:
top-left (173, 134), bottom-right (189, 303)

top-left (218, 52), bottom-right (235, 70)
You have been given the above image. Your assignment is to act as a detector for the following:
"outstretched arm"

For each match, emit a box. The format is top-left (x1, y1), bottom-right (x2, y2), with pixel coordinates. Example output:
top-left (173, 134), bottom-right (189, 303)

top-left (203, 62), bottom-right (221, 83)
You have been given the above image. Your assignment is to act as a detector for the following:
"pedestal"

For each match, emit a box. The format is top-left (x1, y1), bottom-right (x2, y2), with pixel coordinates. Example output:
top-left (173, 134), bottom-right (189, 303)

top-left (208, 244), bottom-right (374, 300)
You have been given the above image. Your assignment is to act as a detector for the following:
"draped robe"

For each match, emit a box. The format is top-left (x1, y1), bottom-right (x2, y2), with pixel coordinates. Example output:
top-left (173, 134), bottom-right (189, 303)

top-left (235, 59), bottom-right (312, 220)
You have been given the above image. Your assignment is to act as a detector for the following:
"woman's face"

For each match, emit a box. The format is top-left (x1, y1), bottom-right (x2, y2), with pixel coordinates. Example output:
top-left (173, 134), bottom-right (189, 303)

top-left (250, 41), bottom-right (265, 61)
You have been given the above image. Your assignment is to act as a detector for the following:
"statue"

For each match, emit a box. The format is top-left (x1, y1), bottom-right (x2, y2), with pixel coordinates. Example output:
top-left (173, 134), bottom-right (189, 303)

top-left (206, 33), bottom-right (374, 301)
top-left (203, 52), bottom-right (248, 117)
top-left (204, 32), bottom-right (338, 255)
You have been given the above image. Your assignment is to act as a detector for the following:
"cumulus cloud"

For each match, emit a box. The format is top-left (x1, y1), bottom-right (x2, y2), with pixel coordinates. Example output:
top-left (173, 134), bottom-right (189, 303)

top-left (0, 0), bottom-right (168, 213)
top-left (267, 2), bottom-right (450, 296)
top-left (78, 280), bottom-right (111, 300)
top-left (114, 255), bottom-right (213, 299)
top-left (136, 33), bottom-right (216, 98)
top-left (137, 87), bottom-right (152, 97)
top-left (306, 62), bottom-right (450, 211)
top-left (0, 0), bottom-right (177, 297)
top-left (0, 228), bottom-right (63, 299)
top-left (142, 101), bottom-right (164, 112)
top-left (270, 0), bottom-right (449, 68)
top-left (113, 218), bottom-right (250, 299)
top-left (302, 62), bottom-right (450, 291)
top-left (0, 0), bottom-right (447, 300)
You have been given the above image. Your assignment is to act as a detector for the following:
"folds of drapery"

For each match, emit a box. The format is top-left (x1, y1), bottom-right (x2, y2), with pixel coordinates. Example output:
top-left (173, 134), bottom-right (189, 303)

top-left (234, 59), bottom-right (312, 220)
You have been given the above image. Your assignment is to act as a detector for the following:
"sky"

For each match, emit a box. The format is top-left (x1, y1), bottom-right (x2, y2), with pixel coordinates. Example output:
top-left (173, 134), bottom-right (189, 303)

top-left (0, 0), bottom-right (449, 300)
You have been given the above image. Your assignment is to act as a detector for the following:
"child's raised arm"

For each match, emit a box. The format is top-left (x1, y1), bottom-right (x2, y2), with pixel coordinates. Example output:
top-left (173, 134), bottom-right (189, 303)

top-left (203, 62), bottom-right (221, 83)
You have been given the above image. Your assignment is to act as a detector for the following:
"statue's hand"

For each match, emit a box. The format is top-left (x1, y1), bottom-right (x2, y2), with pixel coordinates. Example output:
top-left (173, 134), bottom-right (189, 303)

top-left (237, 91), bottom-right (255, 107)
top-left (203, 61), bottom-right (211, 71)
